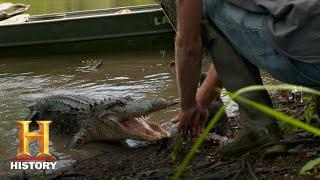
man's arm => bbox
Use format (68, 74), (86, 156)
(175, 0), (202, 110)
(197, 64), (223, 108)
(172, 0), (206, 137)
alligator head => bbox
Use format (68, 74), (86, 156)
(27, 95), (171, 149)
(67, 97), (171, 148)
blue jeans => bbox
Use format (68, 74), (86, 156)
(203, 0), (320, 87)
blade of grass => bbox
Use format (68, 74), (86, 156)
(299, 157), (320, 175)
(230, 93), (320, 136)
(173, 85), (320, 179)
(234, 85), (320, 97)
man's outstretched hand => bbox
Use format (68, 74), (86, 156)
(171, 103), (208, 139)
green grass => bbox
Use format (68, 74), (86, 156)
(172, 85), (320, 180)
(300, 157), (320, 175)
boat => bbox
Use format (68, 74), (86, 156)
(0, 4), (174, 49)
(0, 3), (29, 21)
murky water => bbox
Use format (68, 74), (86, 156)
(0, 43), (244, 176)
(0, 49), (182, 175)
(0, 0), (155, 15)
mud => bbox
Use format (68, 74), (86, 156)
(7, 87), (320, 180)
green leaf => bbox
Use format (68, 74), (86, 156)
(169, 137), (184, 162)
(300, 157), (320, 175)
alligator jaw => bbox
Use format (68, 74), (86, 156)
(115, 115), (171, 142)
(113, 97), (169, 119)
(107, 97), (171, 142)
(66, 115), (170, 149)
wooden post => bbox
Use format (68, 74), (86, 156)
(155, 0), (177, 30)
(155, 0), (216, 50)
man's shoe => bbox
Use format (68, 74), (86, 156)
(220, 124), (283, 158)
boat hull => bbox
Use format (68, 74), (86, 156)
(0, 4), (174, 49)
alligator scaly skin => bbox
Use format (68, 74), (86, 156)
(28, 94), (127, 135)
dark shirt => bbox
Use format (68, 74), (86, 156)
(227, 0), (320, 63)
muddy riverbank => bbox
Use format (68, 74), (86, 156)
(12, 91), (320, 179)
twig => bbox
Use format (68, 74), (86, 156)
(273, 167), (298, 173)
(246, 162), (258, 180)
(194, 159), (237, 170)
(291, 103), (309, 109)
(193, 169), (239, 180)
(255, 167), (299, 174)
(232, 156), (246, 180)
(283, 138), (319, 148)
(294, 105), (308, 117)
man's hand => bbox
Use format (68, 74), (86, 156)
(171, 103), (208, 138)
(174, 0), (203, 138)
(172, 64), (222, 139)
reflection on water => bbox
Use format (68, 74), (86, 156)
(0, 0), (155, 15)
(0, 49), (179, 175)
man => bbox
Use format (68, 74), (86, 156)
(171, 0), (320, 157)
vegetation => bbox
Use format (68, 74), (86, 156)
(300, 158), (320, 175)
(173, 85), (320, 179)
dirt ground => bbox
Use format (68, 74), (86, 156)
(43, 131), (319, 179)
(15, 92), (320, 179)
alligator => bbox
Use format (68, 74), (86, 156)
(27, 94), (171, 148)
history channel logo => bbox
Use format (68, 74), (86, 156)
(10, 121), (57, 170)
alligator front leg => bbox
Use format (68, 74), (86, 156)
(67, 127), (94, 149)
